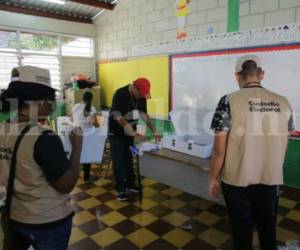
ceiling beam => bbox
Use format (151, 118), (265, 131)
(0, 3), (93, 24)
(69, 0), (116, 10)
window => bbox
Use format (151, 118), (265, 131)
(0, 53), (18, 89)
(0, 29), (95, 91)
(20, 32), (58, 55)
(62, 37), (94, 57)
(0, 30), (17, 52)
(0, 30), (18, 89)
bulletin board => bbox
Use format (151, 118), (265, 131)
(99, 56), (169, 118)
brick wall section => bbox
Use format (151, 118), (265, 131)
(95, 0), (300, 60)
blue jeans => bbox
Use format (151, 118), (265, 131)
(14, 218), (72, 250)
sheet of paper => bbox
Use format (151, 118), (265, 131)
(139, 142), (161, 152)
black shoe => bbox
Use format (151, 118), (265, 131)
(117, 192), (128, 201)
(126, 186), (141, 193)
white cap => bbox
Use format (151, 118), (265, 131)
(235, 55), (262, 73)
(11, 65), (56, 90)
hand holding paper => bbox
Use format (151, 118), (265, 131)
(69, 127), (83, 149)
(130, 142), (161, 156)
(153, 131), (162, 143)
(134, 134), (146, 144)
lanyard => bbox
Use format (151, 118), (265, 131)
(130, 95), (137, 109)
(128, 85), (138, 109)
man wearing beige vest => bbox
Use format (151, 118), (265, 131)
(209, 55), (294, 250)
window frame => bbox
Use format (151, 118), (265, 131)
(0, 27), (96, 93)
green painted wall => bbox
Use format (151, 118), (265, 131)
(284, 139), (300, 188)
(227, 0), (240, 32)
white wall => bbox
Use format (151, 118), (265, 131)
(0, 10), (96, 37)
(61, 57), (95, 83)
(95, 0), (300, 60)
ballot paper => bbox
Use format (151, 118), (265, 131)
(140, 142), (161, 152)
(130, 142), (161, 156)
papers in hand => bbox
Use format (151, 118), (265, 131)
(130, 142), (161, 156)
(140, 142), (161, 152)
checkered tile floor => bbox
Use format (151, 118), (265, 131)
(69, 174), (300, 250)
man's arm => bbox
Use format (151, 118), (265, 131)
(138, 99), (154, 132)
(140, 112), (161, 142)
(208, 95), (231, 199)
(34, 128), (83, 194)
(209, 131), (228, 199)
(115, 116), (145, 143)
(210, 132), (228, 180)
(140, 112), (156, 133)
(116, 116), (137, 136)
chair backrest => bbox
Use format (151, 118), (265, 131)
(100, 111), (109, 134)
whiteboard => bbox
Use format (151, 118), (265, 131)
(171, 44), (300, 130)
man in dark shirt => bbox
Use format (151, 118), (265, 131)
(109, 78), (161, 201)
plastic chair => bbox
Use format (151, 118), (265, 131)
(96, 138), (112, 179)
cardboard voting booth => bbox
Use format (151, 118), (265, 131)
(57, 117), (107, 164)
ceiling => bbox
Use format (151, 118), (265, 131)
(0, 0), (117, 23)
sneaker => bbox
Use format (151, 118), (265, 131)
(117, 192), (128, 201)
(126, 186), (141, 193)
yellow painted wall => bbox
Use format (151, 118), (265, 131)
(99, 56), (169, 117)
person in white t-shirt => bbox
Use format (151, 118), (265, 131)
(72, 91), (99, 182)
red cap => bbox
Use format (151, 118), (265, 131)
(134, 77), (151, 99)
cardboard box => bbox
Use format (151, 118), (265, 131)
(65, 86), (101, 116)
